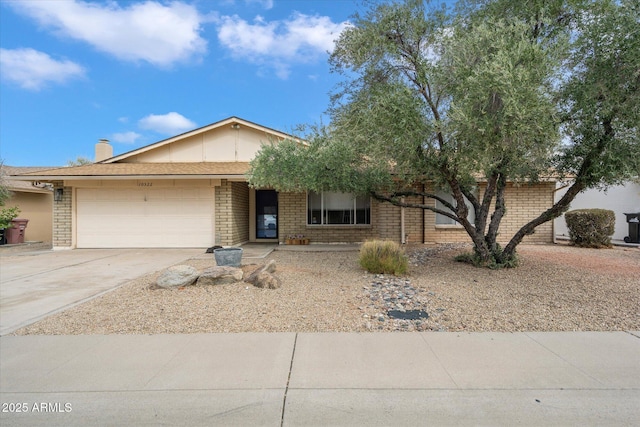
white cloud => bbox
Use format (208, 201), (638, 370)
(0, 47), (85, 90)
(9, 0), (207, 67)
(216, 12), (349, 78)
(220, 0), (273, 9)
(111, 131), (141, 144)
(138, 112), (196, 135)
(246, 0), (274, 9)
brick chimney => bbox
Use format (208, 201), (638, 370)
(95, 139), (113, 162)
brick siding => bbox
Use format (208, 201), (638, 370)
(52, 181), (72, 248)
(55, 178), (553, 248)
(278, 182), (554, 245)
(231, 182), (249, 244)
(215, 180), (250, 246)
(423, 182), (554, 244)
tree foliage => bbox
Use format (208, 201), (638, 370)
(249, 0), (640, 267)
(66, 156), (93, 166)
(0, 160), (13, 206)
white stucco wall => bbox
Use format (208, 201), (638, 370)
(555, 182), (640, 241)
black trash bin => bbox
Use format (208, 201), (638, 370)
(623, 213), (640, 244)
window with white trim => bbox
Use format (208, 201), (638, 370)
(435, 190), (475, 225)
(307, 191), (371, 225)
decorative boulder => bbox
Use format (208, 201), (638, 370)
(244, 260), (277, 283)
(157, 265), (199, 288)
(245, 261), (280, 289)
(197, 266), (243, 286)
(252, 271), (281, 289)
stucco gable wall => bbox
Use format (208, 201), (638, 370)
(122, 127), (276, 163)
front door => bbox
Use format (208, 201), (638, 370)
(256, 190), (278, 239)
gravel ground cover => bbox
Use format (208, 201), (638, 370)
(13, 243), (640, 335)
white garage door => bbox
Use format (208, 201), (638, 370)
(77, 187), (215, 248)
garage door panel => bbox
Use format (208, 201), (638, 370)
(77, 188), (215, 248)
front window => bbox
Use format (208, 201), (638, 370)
(307, 191), (370, 225)
(435, 190), (475, 225)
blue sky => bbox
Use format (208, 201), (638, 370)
(0, 0), (374, 166)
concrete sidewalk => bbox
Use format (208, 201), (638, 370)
(1, 331), (639, 426)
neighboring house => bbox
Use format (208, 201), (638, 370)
(1, 166), (54, 243)
(555, 182), (640, 243)
(11, 117), (556, 249)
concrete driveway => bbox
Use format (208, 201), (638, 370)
(0, 249), (203, 335)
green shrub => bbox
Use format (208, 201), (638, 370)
(359, 240), (408, 275)
(0, 206), (20, 229)
(565, 208), (615, 248)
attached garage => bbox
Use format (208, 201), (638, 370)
(76, 187), (215, 248)
(10, 117), (297, 249)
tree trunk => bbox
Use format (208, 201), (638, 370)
(485, 173), (507, 252)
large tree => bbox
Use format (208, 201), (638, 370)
(249, 0), (639, 267)
(66, 156), (93, 166)
(0, 160), (12, 206)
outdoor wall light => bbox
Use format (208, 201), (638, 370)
(54, 188), (64, 202)
(231, 123), (240, 130)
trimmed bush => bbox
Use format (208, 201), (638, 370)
(0, 206), (20, 230)
(565, 208), (615, 248)
(359, 240), (408, 275)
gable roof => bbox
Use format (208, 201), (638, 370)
(8, 116), (299, 182)
(103, 116), (299, 164)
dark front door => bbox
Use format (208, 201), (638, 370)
(256, 190), (278, 239)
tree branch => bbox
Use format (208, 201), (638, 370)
(371, 191), (460, 223)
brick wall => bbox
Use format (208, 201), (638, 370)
(501, 182), (554, 244)
(376, 200), (401, 241)
(279, 192), (381, 243)
(423, 182), (555, 244)
(278, 183), (554, 245)
(231, 182), (249, 244)
(215, 180), (250, 246)
(52, 181), (72, 248)
(215, 181), (231, 245)
(377, 194), (424, 243)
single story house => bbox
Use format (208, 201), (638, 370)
(11, 117), (556, 249)
(1, 166), (54, 244)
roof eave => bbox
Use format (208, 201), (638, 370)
(6, 186), (53, 194)
(9, 174), (247, 181)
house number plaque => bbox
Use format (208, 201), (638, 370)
(137, 182), (153, 187)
